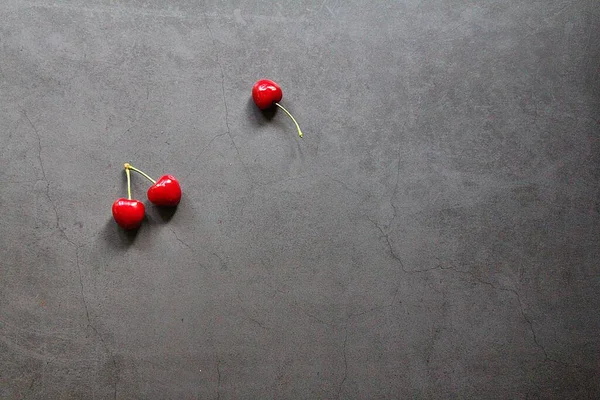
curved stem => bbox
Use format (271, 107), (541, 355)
(275, 103), (303, 138)
(124, 163), (156, 184)
(125, 167), (132, 200)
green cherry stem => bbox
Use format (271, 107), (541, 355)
(275, 102), (303, 138)
(125, 166), (132, 200)
(124, 163), (156, 184)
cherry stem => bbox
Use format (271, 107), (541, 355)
(125, 167), (132, 200)
(275, 103), (303, 138)
(124, 163), (156, 184)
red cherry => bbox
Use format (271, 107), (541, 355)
(251, 79), (303, 138)
(112, 198), (145, 230)
(147, 175), (182, 206)
(252, 79), (283, 110)
(124, 163), (182, 207)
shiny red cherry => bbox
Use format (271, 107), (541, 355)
(251, 79), (303, 138)
(147, 175), (182, 206)
(252, 79), (282, 110)
(112, 198), (145, 230)
(124, 163), (182, 207)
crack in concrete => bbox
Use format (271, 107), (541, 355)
(514, 290), (549, 360)
(325, 175), (364, 196)
(75, 246), (119, 399)
(437, 265), (579, 369)
(291, 300), (336, 327)
(168, 227), (193, 251)
(202, 132), (228, 154)
(204, 17), (254, 183)
(388, 151), (402, 228)
(90, 323), (119, 400)
(21, 108), (47, 182)
(108, 85), (150, 147)
(236, 294), (269, 330)
(367, 217), (439, 273)
(203, 15), (256, 217)
(367, 210), (578, 371)
(212, 252), (227, 270)
(76, 247), (91, 327)
(347, 286), (400, 318)
(19, 106), (78, 245)
(183, 132), (228, 177)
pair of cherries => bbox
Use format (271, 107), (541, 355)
(112, 163), (181, 230)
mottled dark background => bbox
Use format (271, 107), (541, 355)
(1, 0), (599, 398)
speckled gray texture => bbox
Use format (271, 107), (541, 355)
(1, 0), (599, 398)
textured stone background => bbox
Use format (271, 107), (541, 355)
(1, 0), (599, 398)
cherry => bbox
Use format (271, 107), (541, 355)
(148, 175), (181, 206)
(112, 199), (145, 230)
(252, 79), (303, 138)
(125, 163), (182, 206)
(112, 166), (145, 229)
(252, 79), (282, 109)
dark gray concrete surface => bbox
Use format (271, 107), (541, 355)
(1, 0), (599, 398)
